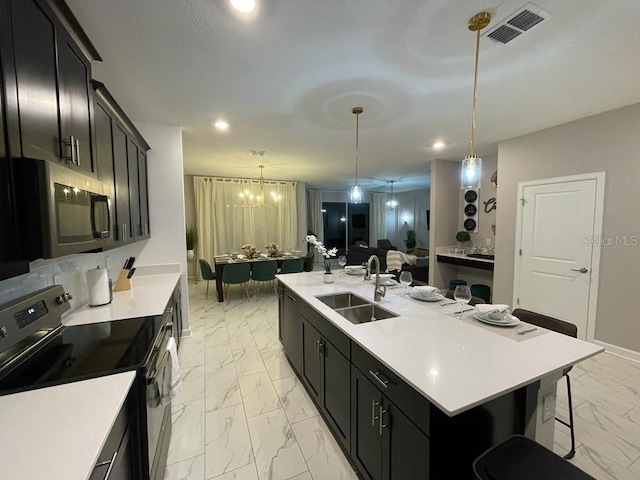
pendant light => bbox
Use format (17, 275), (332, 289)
(239, 164), (280, 208)
(385, 180), (398, 210)
(350, 106), (363, 203)
(461, 12), (491, 190)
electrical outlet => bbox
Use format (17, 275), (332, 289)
(486, 238), (491, 246)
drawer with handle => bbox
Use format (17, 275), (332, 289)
(352, 342), (430, 436)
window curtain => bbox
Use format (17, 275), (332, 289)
(193, 177), (298, 270)
(371, 192), (386, 247)
(308, 190), (324, 264)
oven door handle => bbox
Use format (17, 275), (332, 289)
(147, 347), (172, 383)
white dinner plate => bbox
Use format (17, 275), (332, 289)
(370, 278), (398, 286)
(345, 269), (365, 276)
(472, 312), (520, 327)
(409, 291), (444, 302)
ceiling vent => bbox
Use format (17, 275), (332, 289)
(482, 3), (550, 45)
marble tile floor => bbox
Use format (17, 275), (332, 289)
(166, 281), (640, 480)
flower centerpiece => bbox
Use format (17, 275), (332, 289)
(306, 234), (338, 283)
(265, 242), (279, 257)
(241, 243), (258, 259)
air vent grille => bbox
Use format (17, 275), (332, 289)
(482, 3), (550, 45)
(508, 10), (544, 31)
(488, 25), (522, 44)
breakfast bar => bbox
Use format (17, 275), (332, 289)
(276, 271), (603, 479)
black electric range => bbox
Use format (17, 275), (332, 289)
(0, 285), (162, 396)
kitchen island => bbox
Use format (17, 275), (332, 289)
(276, 271), (602, 479)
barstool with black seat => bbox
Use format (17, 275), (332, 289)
(473, 435), (595, 480)
(512, 308), (578, 459)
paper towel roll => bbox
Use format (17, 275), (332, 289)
(87, 266), (111, 307)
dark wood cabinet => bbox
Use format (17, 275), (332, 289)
(8, 0), (60, 162)
(351, 367), (430, 480)
(279, 285), (302, 373)
(301, 310), (351, 451)
(4, 0), (99, 171)
(56, 28), (95, 173)
(93, 81), (150, 247)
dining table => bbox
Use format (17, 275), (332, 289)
(213, 254), (302, 302)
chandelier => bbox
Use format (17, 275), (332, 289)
(461, 11), (491, 190)
(350, 106), (363, 203)
(239, 164), (280, 208)
(385, 180), (398, 210)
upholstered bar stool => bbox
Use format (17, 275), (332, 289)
(449, 279), (467, 290)
(471, 284), (491, 303)
(473, 435), (595, 480)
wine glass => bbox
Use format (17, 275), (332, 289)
(453, 285), (472, 317)
(399, 271), (413, 296)
(338, 255), (347, 278)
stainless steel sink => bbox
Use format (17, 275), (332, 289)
(335, 304), (398, 324)
(316, 293), (370, 309)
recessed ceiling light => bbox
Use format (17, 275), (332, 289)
(432, 141), (445, 149)
(214, 120), (230, 130)
(230, 0), (255, 13)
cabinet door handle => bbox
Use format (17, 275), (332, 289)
(318, 340), (324, 356)
(315, 339), (319, 359)
(379, 405), (387, 436)
(75, 138), (80, 167)
(286, 294), (297, 302)
(371, 400), (380, 426)
(369, 370), (390, 389)
(63, 135), (75, 164)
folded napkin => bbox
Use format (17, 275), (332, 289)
(476, 304), (510, 314)
(345, 265), (364, 270)
(413, 285), (439, 293)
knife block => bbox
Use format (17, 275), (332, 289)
(113, 268), (132, 291)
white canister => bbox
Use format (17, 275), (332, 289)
(86, 266), (112, 307)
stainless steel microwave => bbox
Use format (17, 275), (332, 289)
(12, 158), (113, 259)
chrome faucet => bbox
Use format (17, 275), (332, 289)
(367, 255), (386, 302)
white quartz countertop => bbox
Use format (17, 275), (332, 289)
(0, 371), (136, 480)
(277, 272), (603, 416)
(63, 271), (181, 326)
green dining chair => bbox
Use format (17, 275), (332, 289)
(279, 258), (304, 274)
(250, 260), (277, 299)
(221, 262), (251, 301)
(198, 259), (216, 300)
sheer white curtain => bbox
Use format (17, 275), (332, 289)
(194, 177), (298, 264)
(308, 190), (324, 264)
(371, 192), (386, 247)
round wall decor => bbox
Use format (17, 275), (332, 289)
(464, 204), (477, 216)
(464, 218), (477, 231)
(464, 190), (478, 202)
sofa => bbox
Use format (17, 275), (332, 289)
(346, 244), (429, 283)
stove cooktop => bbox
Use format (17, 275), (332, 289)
(0, 285), (163, 396)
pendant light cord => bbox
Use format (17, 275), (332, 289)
(470, 25), (481, 157)
(355, 111), (359, 184)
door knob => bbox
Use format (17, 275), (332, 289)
(571, 267), (588, 274)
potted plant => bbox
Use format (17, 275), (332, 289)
(306, 234), (338, 283)
(455, 230), (471, 252)
(404, 229), (417, 254)
(186, 225), (198, 259)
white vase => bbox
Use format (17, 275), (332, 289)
(187, 249), (195, 259)
(323, 273), (334, 284)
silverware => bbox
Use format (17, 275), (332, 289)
(517, 327), (538, 335)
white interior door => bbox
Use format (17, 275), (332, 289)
(515, 177), (601, 340)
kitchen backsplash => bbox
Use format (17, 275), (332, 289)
(0, 243), (146, 312)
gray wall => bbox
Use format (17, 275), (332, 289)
(429, 159), (461, 287)
(494, 102), (640, 353)
(385, 188), (430, 251)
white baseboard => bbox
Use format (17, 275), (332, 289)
(594, 340), (640, 364)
